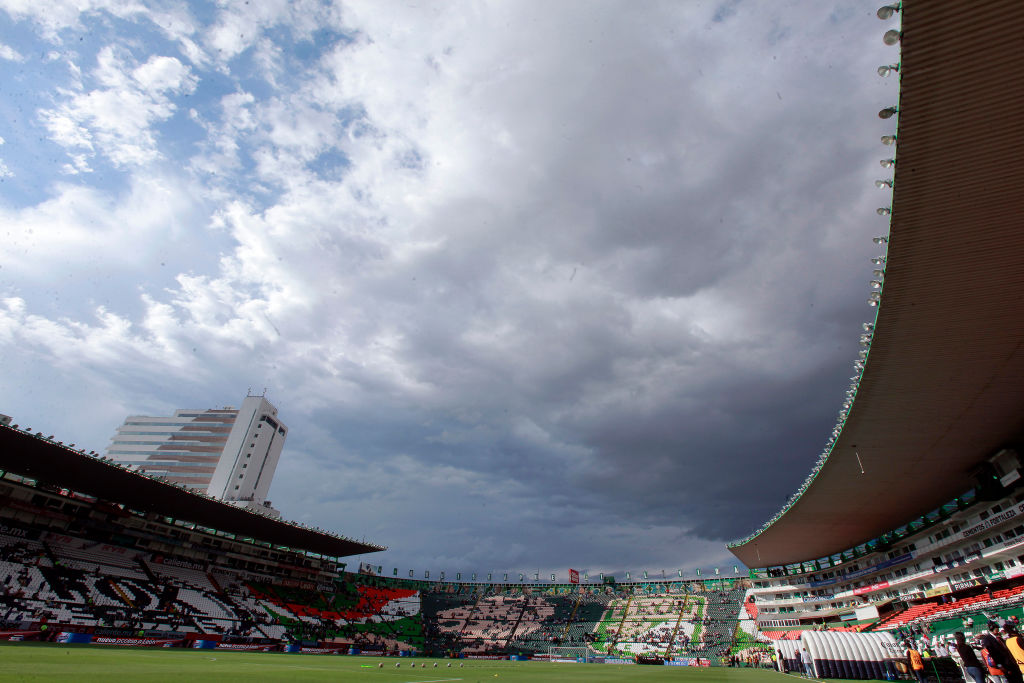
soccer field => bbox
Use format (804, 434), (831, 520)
(0, 643), (851, 682)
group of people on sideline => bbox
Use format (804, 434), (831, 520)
(905, 620), (1024, 683)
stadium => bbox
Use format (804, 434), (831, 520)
(2, 0), (1024, 681)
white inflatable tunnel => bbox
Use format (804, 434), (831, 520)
(799, 630), (900, 680)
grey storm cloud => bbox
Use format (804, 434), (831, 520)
(0, 0), (899, 576)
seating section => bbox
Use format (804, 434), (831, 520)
(247, 580), (425, 650)
(873, 584), (1024, 635)
(0, 523), (747, 658)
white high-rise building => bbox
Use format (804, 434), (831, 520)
(105, 395), (286, 517)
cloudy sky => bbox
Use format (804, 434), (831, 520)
(0, 0), (898, 580)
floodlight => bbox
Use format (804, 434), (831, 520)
(871, 257), (886, 266)
(878, 106), (898, 119)
(872, 236), (888, 244)
(876, 207), (891, 216)
(881, 135), (897, 146)
(877, 4), (900, 20)
(870, 280), (883, 289)
(877, 64), (900, 77)
(872, 269), (885, 278)
(883, 30), (902, 46)
(880, 159), (895, 168)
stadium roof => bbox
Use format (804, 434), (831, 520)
(0, 424), (385, 558)
(730, 0), (1024, 568)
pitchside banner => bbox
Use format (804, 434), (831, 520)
(569, 568), (579, 584)
(59, 633), (184, 646)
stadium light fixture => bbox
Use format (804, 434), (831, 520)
(876, 207), (891, 216)
(869, 280), (883, 289)
(872, 269), (885, 278)
(877, 64), (900, 77)
(863, 322), (875, 331)
(870, 257), (886, 266)
(875, 179), (893, 189)
(881, 135), (897, 146)
(872, 236), (889, 244)
(878, 106), (898, 119)
(883, 30), (902, 46)
(879, 159), (896, 168)
(877, 4), (901, 20)
(867, 293), (881, 306)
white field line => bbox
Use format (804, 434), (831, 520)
(773, 670), (826, 682)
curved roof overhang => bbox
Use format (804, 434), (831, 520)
(730, 0), (1024, 568)
(0, 424), (385, 558)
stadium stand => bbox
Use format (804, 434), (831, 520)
(0, 424), (754, 658)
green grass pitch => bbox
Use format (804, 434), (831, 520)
(0, 643), (851, 681)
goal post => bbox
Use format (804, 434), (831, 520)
(547, 646), (596, 662)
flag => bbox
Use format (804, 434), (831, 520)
(425, 570), (430, 578)
(550, 573), (556, 581)
(733, 566), (739, 574)
(696, 568), (701, 576)
(393, 568), (397, 576)
(715, 567), (720, 575)
(457, 573), (461, 580)
(534, 573), (539, 581)
(440, 571), (445, 580)
(409, 570), (414, 578)
(569, 568), (579, 584)
(643, 571), (648, 579)
(678, 570), (683, 577)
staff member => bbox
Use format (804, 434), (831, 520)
(905, 640), (927, 683)
(954, 631), (986, 683)
(982, 620), (1023, 683)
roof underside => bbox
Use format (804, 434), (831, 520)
(730, 0), (1024, 568)
(0, 425), (384, 558)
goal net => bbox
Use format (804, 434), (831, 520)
(547, 646), (596, 662)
